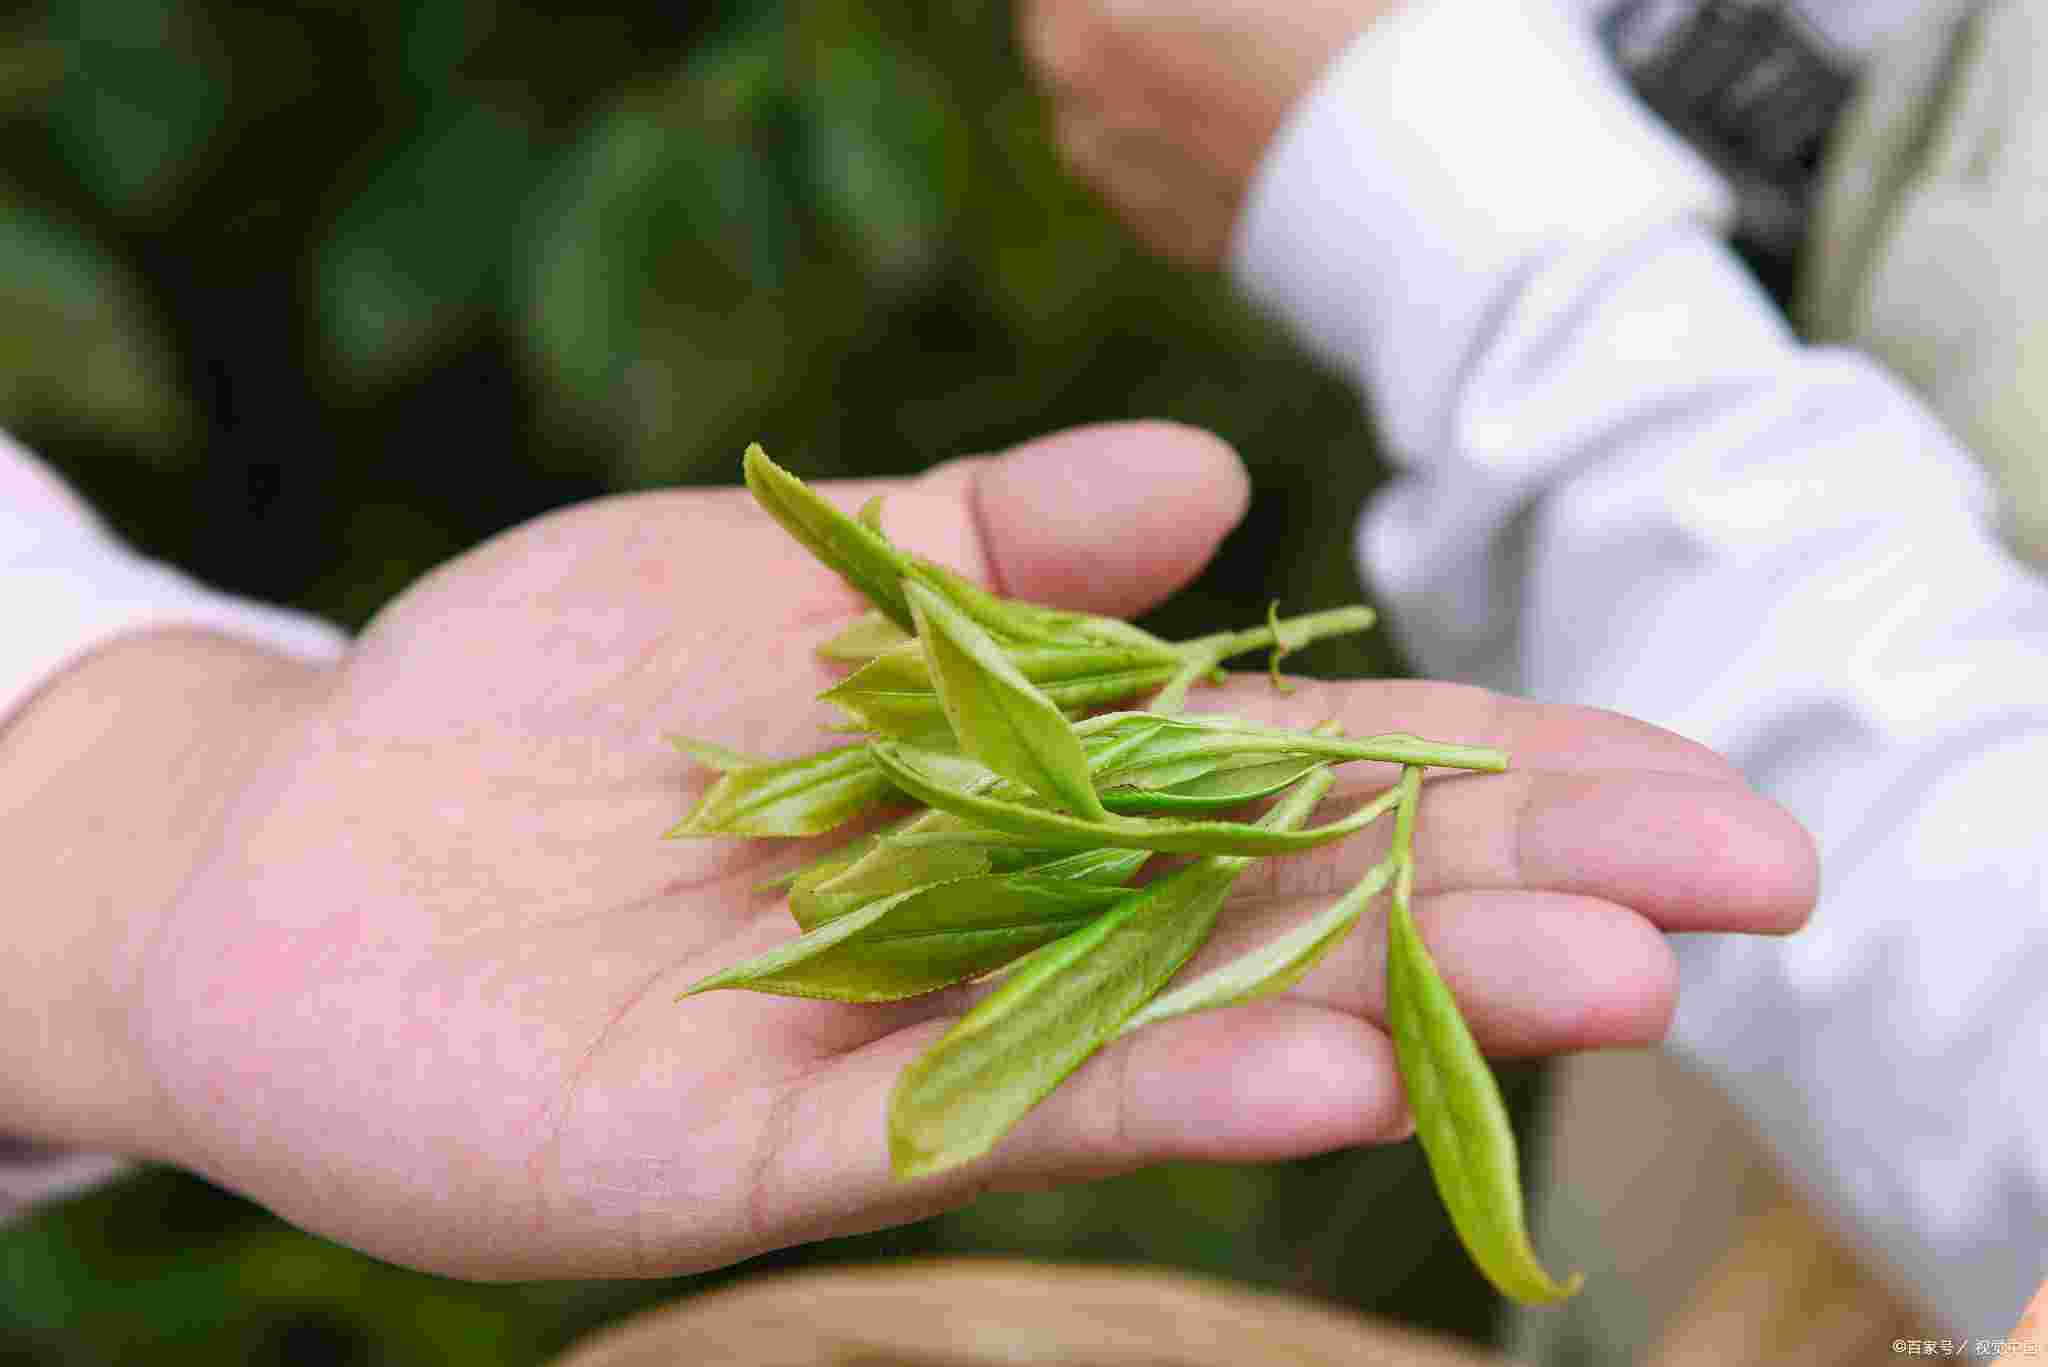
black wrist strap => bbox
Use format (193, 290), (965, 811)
(1597, 0), (1857, 286)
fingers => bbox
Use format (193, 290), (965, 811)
(874, 420), (1250, 619)
(1052, 112), (1244, 264)
(1190, 674), (1741, 782)
(720, 1001), (1412, 1259)
(1449, 767), (1815, 935)
(1226, 767), (1817, 937)
(1019, 0), (1103, 102)
(714, 891), (1673, 1259)
(714, 879), (1685, 1240)
(479, 420), (1245, 642)
(723, 884), (1671, 1249)
(1181, 676), (1819, 937)
(992, 1000), (1412, 1174)
(1019, 0), (1362, 267)
(1179, 889), (1681, 1057)
(638, 743), (1792, 1271)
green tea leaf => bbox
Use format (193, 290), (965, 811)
(901, 558), (1041, 644)
(668, 740), (892, 838)
(681, 867), (1137, 1003)
(1076, 713), (1175, 770)
(1209, 753), (1338, 856)
(981, 845), (1092, 876)
(1148, 652), (1216, 714)
(998, 709), (1505, 818)
(887, 769), (1327, 1177)
(669, 735), (765, 773)
(1100, 755), (1330, 813)
(910, 557), (1177, 655)
(793, 820), (1138, 930)
(816, 610), (914, 664)
(905, 577), (1106, 820)
(793, 814), (991, 929)
(870, 742), (1406, 857)
(1266, 600), (1306, 693)
(1103, 721), (1508, 782)
(1099, 717), (1348, 811)
(743, 445), (915, 629)
(820, 640), (1181, 739)
(887, 865), (1228, 1176)
(1156, 756), (1324, 796)
(1120, 772), (1399, 1034)
(1384, 770), (1582, 1306)
(1074, 709), (1251, 735)
(1014, 846), (1154, 885)
(751, 814), (918, 894)
(758, 851), (862, 897)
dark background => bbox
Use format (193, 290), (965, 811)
(0, 1), (1548, 1360)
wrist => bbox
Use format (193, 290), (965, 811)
(0, 629), (331, 1156)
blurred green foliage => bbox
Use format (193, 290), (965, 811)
(0, 0), (1550, 1361)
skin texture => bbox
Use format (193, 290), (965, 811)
(0, 422), (1815, 1279)
(1021, 0), (1394, 265)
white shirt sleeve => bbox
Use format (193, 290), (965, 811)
(1232, 0), (2047, 1335)
(1, 428), (349, 1221)
(1, 430), (347, 710)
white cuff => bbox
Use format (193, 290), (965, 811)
(0, 555), (348, 718)
(1, 431), (346, 724)
(0, 1140), (130, 1224)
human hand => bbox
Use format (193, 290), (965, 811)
(6, 423), (1813, 1279)
(1020, 0), (1399, 265)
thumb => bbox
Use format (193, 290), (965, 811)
(881, 420), (1250, 619)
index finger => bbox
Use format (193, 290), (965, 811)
(1209, 678), (1816, 936)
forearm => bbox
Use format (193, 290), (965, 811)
(0, 629), (328, 1156)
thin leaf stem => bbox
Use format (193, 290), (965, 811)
(1176, 605), (1377, 665)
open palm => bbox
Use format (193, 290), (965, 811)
(135, 424), (1813, 1279)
